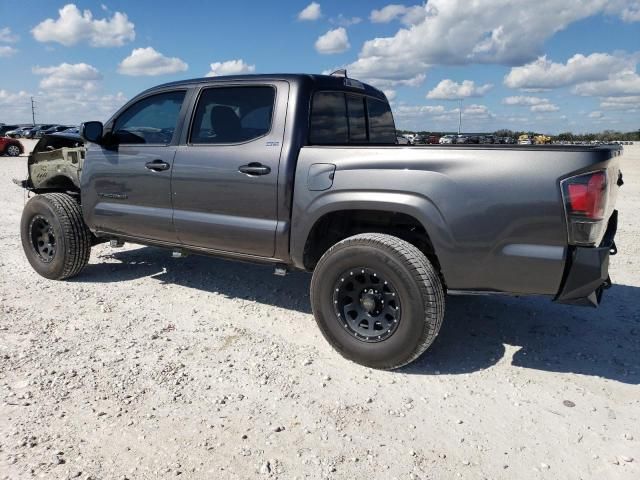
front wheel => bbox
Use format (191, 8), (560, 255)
(20, 193), (92, 280)
(310, 233), (445, 370)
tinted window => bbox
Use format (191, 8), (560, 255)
(191, 86), (275, 144)
(367, 98), (396, 143)
(347, 95), (367, 142)
(310, 91), (396, 145)
(309, 92), (348, 144)
(113, 91), (185, 144)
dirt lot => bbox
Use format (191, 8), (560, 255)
(1, 142), (638, 480)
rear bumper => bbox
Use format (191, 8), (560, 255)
(554, 210), (617, 307)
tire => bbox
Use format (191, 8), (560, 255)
(6, 144), (21, 156)
(310, 233), (445, 370)
(20, 193), (92, 280)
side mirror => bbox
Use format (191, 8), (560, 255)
(81, 121), (104, 144)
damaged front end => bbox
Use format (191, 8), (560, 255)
(13, 133), (85, 193)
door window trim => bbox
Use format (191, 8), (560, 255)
(110, 89), (189, 147)
(186, 84), (277, 147)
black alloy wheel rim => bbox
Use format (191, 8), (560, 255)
(332, 267), (402, 342)
(30, 215), (56, 263)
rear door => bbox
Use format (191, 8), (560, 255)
(82, 89), (188, 242)
(171, 82), (288, 257)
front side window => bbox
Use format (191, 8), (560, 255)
(113, 90), (186, 145)
(190, 86), (275, 144)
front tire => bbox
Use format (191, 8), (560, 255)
(21, 193), (92, 280)
(311, 233), (445, 370)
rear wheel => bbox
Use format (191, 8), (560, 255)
(311, 233), (445, 370)
(21, 193), (91, 280)
(6, 144), (21, 156)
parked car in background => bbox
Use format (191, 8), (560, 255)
(439, 134), (456, 144)
(0, 124), (20, 136)
(396, 135), (410, 145)
(58, 127), (80, 135)
(456, 135), (469, 144)
(412, 135), (426, 145)
(6, 126), (35, 138)
(42, 125), (72, 136)
(0, 136), (24, 156)
(426, 134), (441, 145)
(25, 125), (56, 139)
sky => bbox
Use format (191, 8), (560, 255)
(1, 0), (639, 134)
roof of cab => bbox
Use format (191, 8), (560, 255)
(143, 73), (388, 101)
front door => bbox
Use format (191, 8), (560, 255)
(82, 90), (187, 243)
(171, 83), (288, 257)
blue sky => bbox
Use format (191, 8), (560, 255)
(1, 1), (639, 133)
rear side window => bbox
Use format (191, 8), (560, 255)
(309, 91), (396, 145)
(367, 98), (396, 143)
(309, 92), (348, 144)
(190, 86), (275, 144)
(346, 94), (367, 142)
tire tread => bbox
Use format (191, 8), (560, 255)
(311, 233), (445, 370)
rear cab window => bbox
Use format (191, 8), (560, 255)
(309, 91), (396, 145)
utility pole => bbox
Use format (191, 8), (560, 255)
(30, 97), (36, 125)
(457, 99), (462, 135)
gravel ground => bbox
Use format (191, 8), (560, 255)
(1, 142), (638, 480)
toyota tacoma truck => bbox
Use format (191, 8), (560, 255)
(17, 72), (622, 369)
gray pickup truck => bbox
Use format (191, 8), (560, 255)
(18, 72), (622, 369)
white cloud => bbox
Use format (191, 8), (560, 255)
(463, 104), (494, 118)
(32, 4), (135, 47)
(0, 46), (17, 57)
(395, 105), (447, 117)
(330, 14), (362, 27)
(426, 79), (493, 100)
(571, 71), (640, 97)
(206, 59), (256, 77)
(502, 95), (559, 112)
(370, 4), (427, 26)
(621, 4), (640, 21)
(1, 87), (126, 124)
(315, 27), (350, 54)
(0, 89), (31, 105)
(298, 2), (322, 21)
(502, 96), (550, 106)
(33, 62), (103, 92)
(531, 103), (560, 112)
(588, 111), (604, 118)
(0, 27), (19, 43)
(504, 53), (632, 89)
(344, 0), (640, 88)
(118, 47), (188, 76)
(383, 89), (397, 101)
(600, 95), (640, 110)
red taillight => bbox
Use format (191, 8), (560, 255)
(565, 171), (607, 219)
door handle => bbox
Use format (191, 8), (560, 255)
(145, 159), (171, 172)
(238, 163), (271, 176)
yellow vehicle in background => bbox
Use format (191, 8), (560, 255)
(518, 134), (532, 145)
(534, 134), (552, 145)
